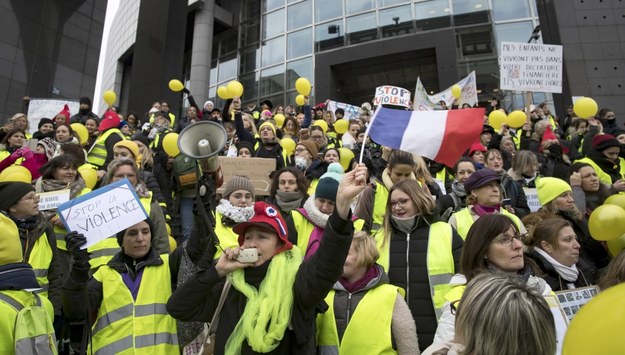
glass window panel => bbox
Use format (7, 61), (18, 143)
(457, 26), (493, 59)
(379, 5), (414, 38)
(263, 9), (285, 39)
(379, 0), (409, 7)
(452, 0), (490, 26)
(494, 21), (533, 53)
(244, 0), (261, 19)
(288, 1), (312, 30)
(260, 64), (285, 97)
(285, 90), (302, 108)
(315, 20), (344, 51)
(346, 12), (378, 45)
(242, 18), (261, 46)
(287, 28), (312, 59)
(208, 86), (216, 100)
(452, 0), (489, 14)
(262, 93), (286, 109)
(209, 60), (218, 86)
(261, 36), (285, 67)
(240, 72), (260, 100)
(240, 46), (260, 74)
(217, 55), (237, 82)
(414, 0), (451, 31)
(492, 0), (531, 21)
(286, 56), (313, 88)
(265, 0), (284, 12)
(220, 29), (239, 56)
(346, 0), (375, 15)
(315, 0), (342, 22)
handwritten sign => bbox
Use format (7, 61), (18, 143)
(499, 41), (563, 93)
(523, 187), (540, 212)
(413, 71), (479, 111)
(57, 179), (148, 249)
(26, 98), (80, 134)
(373, 86), (411, 109)
(216, 157), (276, 196)
(325, 100), (361, 120)
(38, 190), (71, 211)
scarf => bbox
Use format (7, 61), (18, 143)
(9, 215), (39, 231)
(391, 214), (417, 234)
(216, 199), (254, 223)
(302, 196), (329, 228)
(275, 190), (303, 213)
(535, 247), (579, 282)
(471, 203), (501, 217)
(451, 180), (467, 198)
(133, 181), (151, 198)
(339, 264), (379, 294)
(226, 246), (303, 353)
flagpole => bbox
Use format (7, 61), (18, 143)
(359, 105), (381, 164)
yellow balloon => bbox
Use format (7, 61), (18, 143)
(312, 120), (328, 134)
(573, 97), (598, 119)
(0, 165), (32, 183)
(506, 110), (527, 129)
(604, 194), (625, 211)
(166, 223), (172, 236)
(295, 77), (311, 96)
(163, 133), (180, 157)
(274, 113), (285, 128)
(334, 119), (349, 134)
(563, 283), (625, 354)
(488, 110), (506, 130)
(70, 123), (88, 145)
(103, 90), (117, 106)
(295, 94), (306, 106)
(451, 84), (462, 99)
(607, 234), (625, 257)
(280, 137), (296, 155)
(588, 204), (625, 241)
(227, 81), (244, 97)
(169, 236), (177, 253)
(77, 165), (97, 189)
(338, 147), (355, 171)
(217, 86), (230, 100)
(168, 79), (184, 92)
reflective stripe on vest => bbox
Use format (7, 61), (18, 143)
(90, 254), (178, 354)
(27, 233), (53, 298)
(88, 193), (152, 270)
(377, 222), (455, 319)
(371, 183), (389, 231)
(212, 212), (240, 259)
(453, 207), (521, 240)
(317, 285), (399, 355)
(87, 128), (124, 167)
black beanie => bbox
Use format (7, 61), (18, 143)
(38, 118), (54, 129)
(116, 218), (155, 247)
(131, 133), (150, 148)
(79, 97), (92, 106)
(0, 182), (35, 212)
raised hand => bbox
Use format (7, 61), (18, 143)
(335, 164), (368, 219)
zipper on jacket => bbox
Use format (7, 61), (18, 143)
(346, 293), (353, 324)
(405, 233), (410, 302)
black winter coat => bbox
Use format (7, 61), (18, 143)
(385, 216), (463, 351)
(166, 210), (354, 354)
(556, 211), (611, 270)
(526, 249), (597, 291)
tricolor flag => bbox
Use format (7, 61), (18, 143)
(366, 107), (485, 167)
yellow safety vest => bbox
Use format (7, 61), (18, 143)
(149, 112), (176, 128)
(307, 178), (319, 197)
(90, 254), (179, 354)
(27, 232), (53, 298)
(574, 157), (624, 186)
(89, 193), (152, 270)
(371, 183), (390, 231)
(0, 290), (55, 355)
(317, 285), (399, 355)
(212, 212), (240, 260)
(443, 284), (466, 304)
(376, 222), (455, 319)
(290, 209), (365, 252)
(87, 128), (124, 168)
(53, 188), (92, 251)
(0, 150), (24, 166)
(453, 207), (521, 240)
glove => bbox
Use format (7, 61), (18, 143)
(21, 147), (33, 160)
(65, 232), (90, 269)
(9, 148), (25, 161)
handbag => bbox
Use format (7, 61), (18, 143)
(199, 280), (232, 355)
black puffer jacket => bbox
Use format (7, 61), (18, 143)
(385, 215), (463, 350)
(526, 249), (597, 291)
(555, 210), (611, 270)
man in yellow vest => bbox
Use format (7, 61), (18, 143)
(87, 109), (125, 179)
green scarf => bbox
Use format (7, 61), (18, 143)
(225, 246), (303, 354)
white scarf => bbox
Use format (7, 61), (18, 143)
(535, 247), (579, 282)
(216, 199), (255, 223)
(303, 195), (329, 228)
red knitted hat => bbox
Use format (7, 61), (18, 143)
(233, 202), (292, 254)
(57, 104), (71, 125)
(592, 134), (620, 152)
(468, 142), (487, 156)
(99, 110), (121, 132)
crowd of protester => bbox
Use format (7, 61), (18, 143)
(0, 90), (624, 355)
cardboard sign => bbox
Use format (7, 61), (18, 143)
(325, 100), (361, 120)
(373, 86), (411, 108)
(555, 285), (599, 322)
(57, 179), (149, 249)
(413, 71), (479, 111)
(38, 190), (71, 211)
(499, 41), (563, 93)
(523, 187), (540, 212)
(216, 157), (276, 196)
(26, 98), (80, 134)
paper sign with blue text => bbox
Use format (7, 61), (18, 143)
(57, 179), (148, 249)
(38, 189), (71, 211)
(373, 86), (411, 109)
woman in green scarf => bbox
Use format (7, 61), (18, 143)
(167, 164), (368, 354)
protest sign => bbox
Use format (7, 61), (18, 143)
(26, 98), (80, 134)
(38, 190), (71, 211)
(413, 72), (478, 111)
(555, 286), (599, 322)
(57, 179), (148, 249)
(216, 157), (276, 196)
(373, 86), (411, 109)
(325, 100), (361, 120)
(499, 41), (563, 93)
(523, 187), (540, 212)
(544, 295), (569, 355)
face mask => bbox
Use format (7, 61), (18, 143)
(546, 144), (562, 157)
(295, 156), (308, 171)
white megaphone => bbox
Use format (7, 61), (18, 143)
(177, 121), (227, 172)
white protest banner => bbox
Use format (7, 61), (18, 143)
(216, 157), (276, 196)
(325, 100), (361, 120)
(413, 71), (479, 111)
(38, 190), (71, 211)
(57, 179), (148, 249)
(373, 86), (411, 109)
(27, 98), (80, 134)
(499, 41), (563, 93)
(523, 187), (540, 212)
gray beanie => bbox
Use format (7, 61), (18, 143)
(223, 175), (255, 199)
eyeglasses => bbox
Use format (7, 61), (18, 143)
(390, 198), (410, 209)
(232, 193), (253, 201)
(295, 148), (307, 154)
(494, 233), (524, 247)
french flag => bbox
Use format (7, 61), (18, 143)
(366, 107), (485, 167)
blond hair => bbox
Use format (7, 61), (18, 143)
(351, 232), (379, 268)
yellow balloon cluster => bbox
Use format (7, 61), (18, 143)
(217, 80), (244, 99)
(0, 165), (32, 183)
(295, 95), (306, 106)
(168, 79), (184, 92)
(573, 97), (598, 119)
(163, 133), (180, 157)
(488, 110), (506, 130)
(77, 164), (97, 189)
(103, 90), (117, 106)
(506, 110), (527, 128)
(295, 78), (311, 96)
